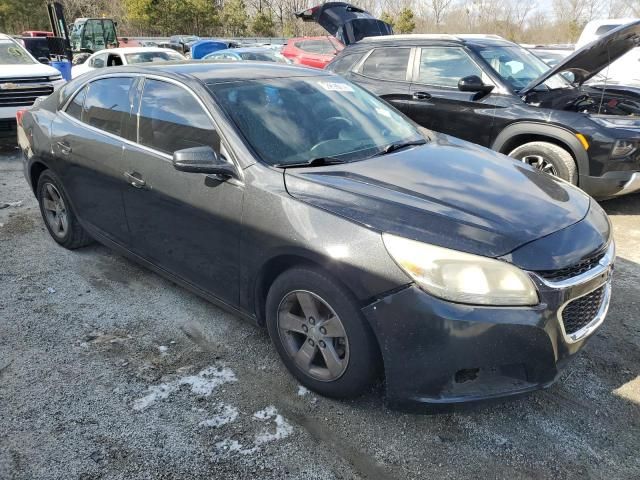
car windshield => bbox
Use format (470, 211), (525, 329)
(125, 51), (184, 63)
(208, 76), (424, 166)
(238, 51), (288, 62)
(0, 40), (35, 65)
(471, 45), (571, 92)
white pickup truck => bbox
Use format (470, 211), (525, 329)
(1, 33), (65, 142)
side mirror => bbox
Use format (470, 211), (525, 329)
(458, 75), (494, 94)
(172, 146), (237, 179)
(38, 57), (50, 64)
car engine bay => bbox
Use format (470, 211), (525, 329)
(525, 87), (640, 115)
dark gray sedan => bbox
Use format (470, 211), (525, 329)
(17, 63), (614, 410)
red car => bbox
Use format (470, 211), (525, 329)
(21, 31), (53, 37)
(281, 36), (344, 69)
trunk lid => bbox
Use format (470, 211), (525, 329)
(295, 2), (393, 46)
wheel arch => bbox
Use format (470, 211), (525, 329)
(29, 160), (49, 193)
(253, 251), (359, 327)
(491, 122), (589, 177)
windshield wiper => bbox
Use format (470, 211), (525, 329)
(273, 157), (346, 168)
(377, 139), (427, 156)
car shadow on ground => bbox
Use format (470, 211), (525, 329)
(600, 192), (640, 215)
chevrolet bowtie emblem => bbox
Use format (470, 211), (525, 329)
(0, 83), (20, 90)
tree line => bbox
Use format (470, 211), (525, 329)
(2, 0), (640, 43)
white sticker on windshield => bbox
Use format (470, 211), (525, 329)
(319, 81), (354, 92)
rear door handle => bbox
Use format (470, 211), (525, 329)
(412, 91), (432, 100)
(124, 171), (147, 189)
(56, 141), (72, 155)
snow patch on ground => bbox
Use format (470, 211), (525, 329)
(213, 405), (294, 458)
(199, 403), (239, 428)
(214, 439), (257, 456)
(133, 366), (237, 411)
(254, 406), (294, 445)
(297, 385), (309, 396)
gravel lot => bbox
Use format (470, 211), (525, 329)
(1, 145), (639, 480)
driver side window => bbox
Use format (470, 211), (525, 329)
(417, 47), (486, 88)
(90, 53), (107, 68)
(137, 79), (220, 155)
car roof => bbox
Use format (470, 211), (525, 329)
(355, 33), (513, 47)
(91, 47), (178, 55)
(0, 33), (15, 41)
(83, 61), (331, 83)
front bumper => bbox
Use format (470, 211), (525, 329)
(363, 245), (614, 411)
(580, 171), (640, 198)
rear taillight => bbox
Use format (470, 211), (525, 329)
(16, 109), (26, 127)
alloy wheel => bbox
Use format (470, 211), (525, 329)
(277, 290), (350, 382)
(520, 154), (558, 176)
(41, 183), (68, 239)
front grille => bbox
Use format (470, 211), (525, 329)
(536, 250), (606, 282)
(562, 286), (605, 335)
(0, 78), (53, 107)
(0, 119), (16, 132)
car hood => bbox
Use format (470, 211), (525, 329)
(521, 20), (640, 95)
(0, 63), (60, 79)
(295, 2), (393, 46)
(284, 135), (590, 259)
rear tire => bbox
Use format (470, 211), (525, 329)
(508, 141), (577, 184)
(36, 170), (92, 249)
(266, 267), (380, 399)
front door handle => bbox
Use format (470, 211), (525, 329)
(56, 141), (72, 155)
(412, 91), (432, 100)
(124, 171), (147, 189)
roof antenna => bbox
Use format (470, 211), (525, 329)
(597, 46), (611, 114)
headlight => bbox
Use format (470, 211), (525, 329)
(610, 139), (637, 158)
(591, 116), (640, 129)
(383, 234), (539, 306)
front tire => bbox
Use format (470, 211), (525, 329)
(266, 267), (380, 398)
(508, 141), (577, 184)
(36, 170), (92, 249)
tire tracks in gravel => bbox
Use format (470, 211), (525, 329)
(180, 320), (401, 480)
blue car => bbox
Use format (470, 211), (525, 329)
(203, 47), (291, 64)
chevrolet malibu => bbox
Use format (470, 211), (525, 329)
(17, 63), (615, 410)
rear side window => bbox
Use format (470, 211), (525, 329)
(82, 77), (134, 136)
(65, 86), (87, 120)
(327, 52), (362, 74)
(138, 79), (218, 155)
(417, 47), (483, 87)
(361, 48), (411, 81)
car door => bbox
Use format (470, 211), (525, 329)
(121, 77), (243, 305)
(50, 76), (134, 244)
(348, 47), (413, 116)
(408, 46), (498, 146)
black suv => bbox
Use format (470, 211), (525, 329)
(304, 6), (640, 198)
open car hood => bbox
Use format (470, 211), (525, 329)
(521, 19), (640, 95)
(295, 2), (393, 46)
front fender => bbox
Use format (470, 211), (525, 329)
(491, 122), (589, 176)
